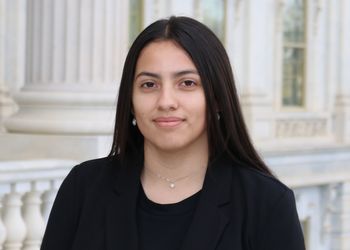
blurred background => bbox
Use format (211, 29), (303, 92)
(0, 0), (350, 249)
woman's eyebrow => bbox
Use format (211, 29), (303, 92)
(135, 71), (160, 79)
(135, 70), (199, 80)
(173, 70), (198, 78)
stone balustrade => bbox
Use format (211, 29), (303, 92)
(0, 160), (76, 250)
(0, 152), (349, 250)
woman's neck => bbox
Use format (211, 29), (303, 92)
(141, 141), (209, 204)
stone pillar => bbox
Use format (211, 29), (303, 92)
(238, 0), (276, 141)
(1, 0), (129, 160)
(331, 182), (350, 250)
(0, 0), (24, 132)
(4, 0), (129, 135)
(306, 0), (327, 112)
(335, 0), (350, 143)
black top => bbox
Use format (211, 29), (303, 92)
(137, 185), (201, 250)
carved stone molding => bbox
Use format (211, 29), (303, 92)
(276, 118), (327, 137)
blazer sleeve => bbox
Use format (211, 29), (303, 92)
(260, 189), (305, 250)
(40, 165), (81, 250)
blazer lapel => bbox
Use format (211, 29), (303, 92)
(104, 154), (233, 250)
(181, 156), (232, 250)
(105, 155), (143, 250)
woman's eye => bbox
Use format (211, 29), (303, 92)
(181, 80), (196, 87)
(141, 82), (156, 88)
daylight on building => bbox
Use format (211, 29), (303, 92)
(0, 0), (350, 249)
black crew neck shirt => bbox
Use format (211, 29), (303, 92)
(137, 185), (201, 250)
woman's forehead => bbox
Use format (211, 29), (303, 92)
(135, 40), (197, 74)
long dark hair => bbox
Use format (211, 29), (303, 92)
(109, 16), (273, 176)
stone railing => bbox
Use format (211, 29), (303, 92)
(1, 148), (350, 250)
(0, 160), (76, 250)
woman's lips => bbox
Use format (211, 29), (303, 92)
(153, 117), (184, 128)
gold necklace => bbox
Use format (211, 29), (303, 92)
(145, 168), (195, 189)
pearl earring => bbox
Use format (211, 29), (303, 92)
(217, 112), (221, 120)
(132, 118), (137, 126)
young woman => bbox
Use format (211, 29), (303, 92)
(41, 16), (305, 250)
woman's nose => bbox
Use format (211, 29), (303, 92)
(157, 85), (178, 111)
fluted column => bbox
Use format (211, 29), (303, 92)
(4, 0), (129, 135)
(238, 0), (275, 141)
(335, 0), (350, 143)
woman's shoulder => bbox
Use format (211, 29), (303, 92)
(232, 164), (294, 206)
(74, 155), (126, 175)
(235, 164), (288, 190)
(73, 156), (119, 174)
(232, 165), (304, 249)
(64, 155), (142, 192)
(62, 156), (122, 190)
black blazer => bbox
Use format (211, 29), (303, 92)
(41, 155), (305, 250)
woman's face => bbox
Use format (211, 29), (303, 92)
(132, 40), (207, 153)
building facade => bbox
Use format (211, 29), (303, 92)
(0, 0), (350, 249)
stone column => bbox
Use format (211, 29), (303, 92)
(335, 0), (350, 143)
(237, 0), (276, 142)
(331, 182), (350, 250)
(0, 0), (24, 132)
(1, 0), (129, 160)
(306, 0), (327, 112)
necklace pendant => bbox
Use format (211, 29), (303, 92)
(169, 183), (175, 188)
